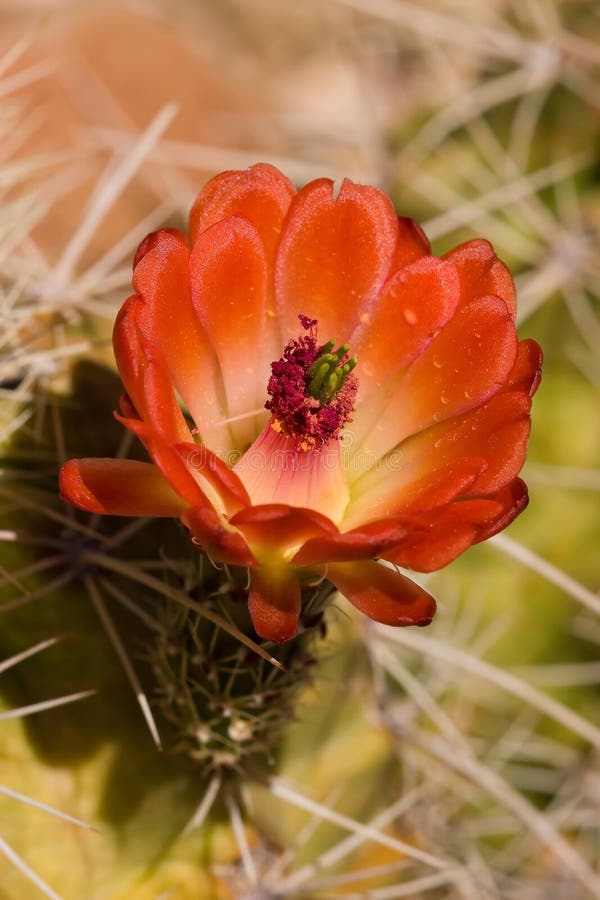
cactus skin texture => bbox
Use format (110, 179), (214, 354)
(0, 361), (332, 827)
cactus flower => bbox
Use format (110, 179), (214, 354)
(59, 164), (542, 642)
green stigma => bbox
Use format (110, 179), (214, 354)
(306, 340), (357, 405)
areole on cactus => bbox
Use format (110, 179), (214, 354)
(59, 163), (542, 643)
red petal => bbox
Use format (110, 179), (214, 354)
(189, 216), (274, 447)
(183, 505), (256, 567)
(350, 256), (459, 396)
(248, 565), (301, 642)
(189, 163), (296, 268)
(59, 459), (186, 517)
(444, 239), (516, 318)
(275, 177), (398, 343)
(131, 229), (226, 444)
(292, 517), (422, 566)
(474, 478), (529, 543)
(327, 561), (436, 626)
(231, 503), (336, 554)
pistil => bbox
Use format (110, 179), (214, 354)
(265, 315), (358, 451)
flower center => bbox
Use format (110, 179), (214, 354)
(265, 314), (358, 451)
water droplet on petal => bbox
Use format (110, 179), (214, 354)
(464, 389), (471, 399)
(433, 356), (443, 369)
(402, 308), (417, 325)
(440, 390), (449, 405)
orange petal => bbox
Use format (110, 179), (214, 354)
(189, 163), (296, 268)
(327, 561), (436, 626)
(444, 239), (516, 318)
(189, 216), (274, 447)
(357, 295), (518, 461)
(383, 482), (527, 572)
(275, 177), (398, 343)
(131, 229), (227, 445)
(113, 413), (210, 510)
(183, 505), (256, 567)
(113, 294), (146, 414)
(113, 296), (192, 446)
(231, 503), (336, 557)
(59, 458), (186, 517)
(292, 517), (422, 566)
(140, 348), (195, 445)
(389, 216), (431, 272)
(343, 456), (487, 527)
(248, 564), (301, 642)
(175, 442), (250, 514)
(350, 255), (459, 395)
(505, 338), (543, 395)
(349, 388), (531, 523)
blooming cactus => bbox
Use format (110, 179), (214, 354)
(60, 164), (542, 642)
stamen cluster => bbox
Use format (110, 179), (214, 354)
(265, 315), (358, 451)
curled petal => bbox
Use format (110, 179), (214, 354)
(231, 503), (336, 557)
(59, 459), (186, 517)
(444, 239), (516, 318)
(113, 414), (209, 509)
(275, 177), (398, 343)
(248, 564), (301, 642)
(184, 505), (257, 567)
(474, 478), (529, 543)
(176, 442), (251, 514)
(383, 480), (528, 572)
(292, 517), (424, 566)
(506, 338), (543, 395)
(382, 499), (502, 572)
(189, 162), (296, 267)
(327, 561), (437, 626)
